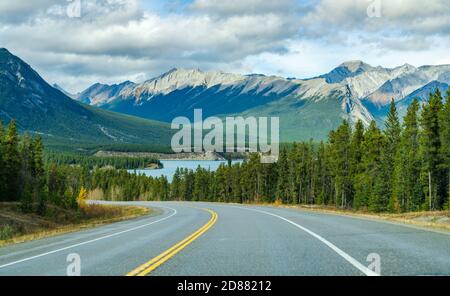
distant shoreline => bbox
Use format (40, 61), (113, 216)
(94, 150), (232, 161)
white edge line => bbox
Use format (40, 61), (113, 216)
(0, 206), (177, 270)
(235, 206), (379, 276)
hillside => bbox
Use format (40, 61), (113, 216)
(0, 48), (173, 150)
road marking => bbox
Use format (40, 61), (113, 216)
(127, 208), (218, 276)
(236, 206), (379, 276)
(0, 206), (177, 270)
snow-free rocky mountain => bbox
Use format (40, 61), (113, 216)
(76, 61), (450, 141)
(1, 46), (448, 144)
(0, 48), (173, 148)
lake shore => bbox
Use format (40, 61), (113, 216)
(95, 150), (228, 161)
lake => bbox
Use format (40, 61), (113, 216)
(130, 160), (243, 182)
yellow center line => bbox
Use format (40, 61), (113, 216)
(126, 208), (218, 276)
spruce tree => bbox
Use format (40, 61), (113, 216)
(4, 120), (21, 201)
(384, 99), (401, 212)
(0, 121), (5, 200)
(34, 137), (47, 215)
(419, 90), (444, 210)
(329, 121), (352, 208)
(350, 120), (365, 207)
(19, 134), (34, 212)
(440, 88), (450, 209)
(353, 121), (386, 211)
(276, 147), (290, 203)
(393, 99), (422, 211)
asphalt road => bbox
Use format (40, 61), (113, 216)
(0, 202), (449, 276)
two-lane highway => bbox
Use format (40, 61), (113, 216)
(0, 202), (449, 276)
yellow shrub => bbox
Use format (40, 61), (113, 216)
(77, 187), (88, 209)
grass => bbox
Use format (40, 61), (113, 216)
(0, 202), (150, 247)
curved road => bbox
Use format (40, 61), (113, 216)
(0, 202), (449, 276)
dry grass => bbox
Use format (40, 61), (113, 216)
(256, 203), (450, 232)
(0, 203), (149, 247)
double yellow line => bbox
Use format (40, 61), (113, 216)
(127, 208), (218, 276)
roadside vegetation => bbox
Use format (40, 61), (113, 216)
(0, 202), (149, 246)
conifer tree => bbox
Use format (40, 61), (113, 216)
(4, 120), (20, 201)
(384, 100), (401, 212)
(329, 121), (352, 208)
(0, 121), (5, 200)
(440, 88), (450, 208)
(354, 121), (385, 210)
(276, 147), (290, 203)
(393, 99), (422, 211)
(419, 90), (444, 210)
(34, 137), (47, 215)
(350, 120), (365, 207)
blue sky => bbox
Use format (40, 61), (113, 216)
(1, 0), (449, 92)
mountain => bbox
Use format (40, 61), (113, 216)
(394, 80), (449, 119)
(52, 83), (75, 99)
(0, 48), (173, 149)
(75, 61), (450, 141)
(318, 60), (374, 83)
(77, 81), (136, 105)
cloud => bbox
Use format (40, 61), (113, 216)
(190, 0), (298, 16)
(1, 0), (301, 92)
(0, 0), (59, 23)
(301, 0), (450, 37)
(0, 0), (449, 93)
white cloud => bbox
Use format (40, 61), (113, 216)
(0, 0), (449, 93)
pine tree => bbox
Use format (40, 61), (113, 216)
(34, 137), (47, 215)
(384, 100), (401, 212)
(3, 120), (21, 201)
(350, 120), (365, 207)
(329, 121), (352, 208)
(0, 121), (5, 200)
(354, 121), (386, 211)
(276, 147), (290, 203)
(19, 134), (34, 212)
(171, 168), (182, 200)
(393, 99), (422, 211)
(440, 88), (450, 209)
(419, 90), (444, 210)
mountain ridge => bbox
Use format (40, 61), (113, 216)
(72, 60), (450, 141)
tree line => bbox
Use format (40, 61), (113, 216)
(0, 88), (449, 214)
(44, 151), (161, 170)
(82, 88), (450, 213)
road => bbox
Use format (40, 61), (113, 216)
(0, 202), (449, 276)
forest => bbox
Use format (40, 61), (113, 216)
(44, 151), (161, 170)
(0, 88), (449, 214)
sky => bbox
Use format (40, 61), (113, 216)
(1, 0), (449, 93)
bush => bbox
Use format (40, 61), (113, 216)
(0, 224), (15, 240)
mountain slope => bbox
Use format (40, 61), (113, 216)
(75, 61), (450, 141)
(392, 80), (449, 120)
(0, 48), (173, 149)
